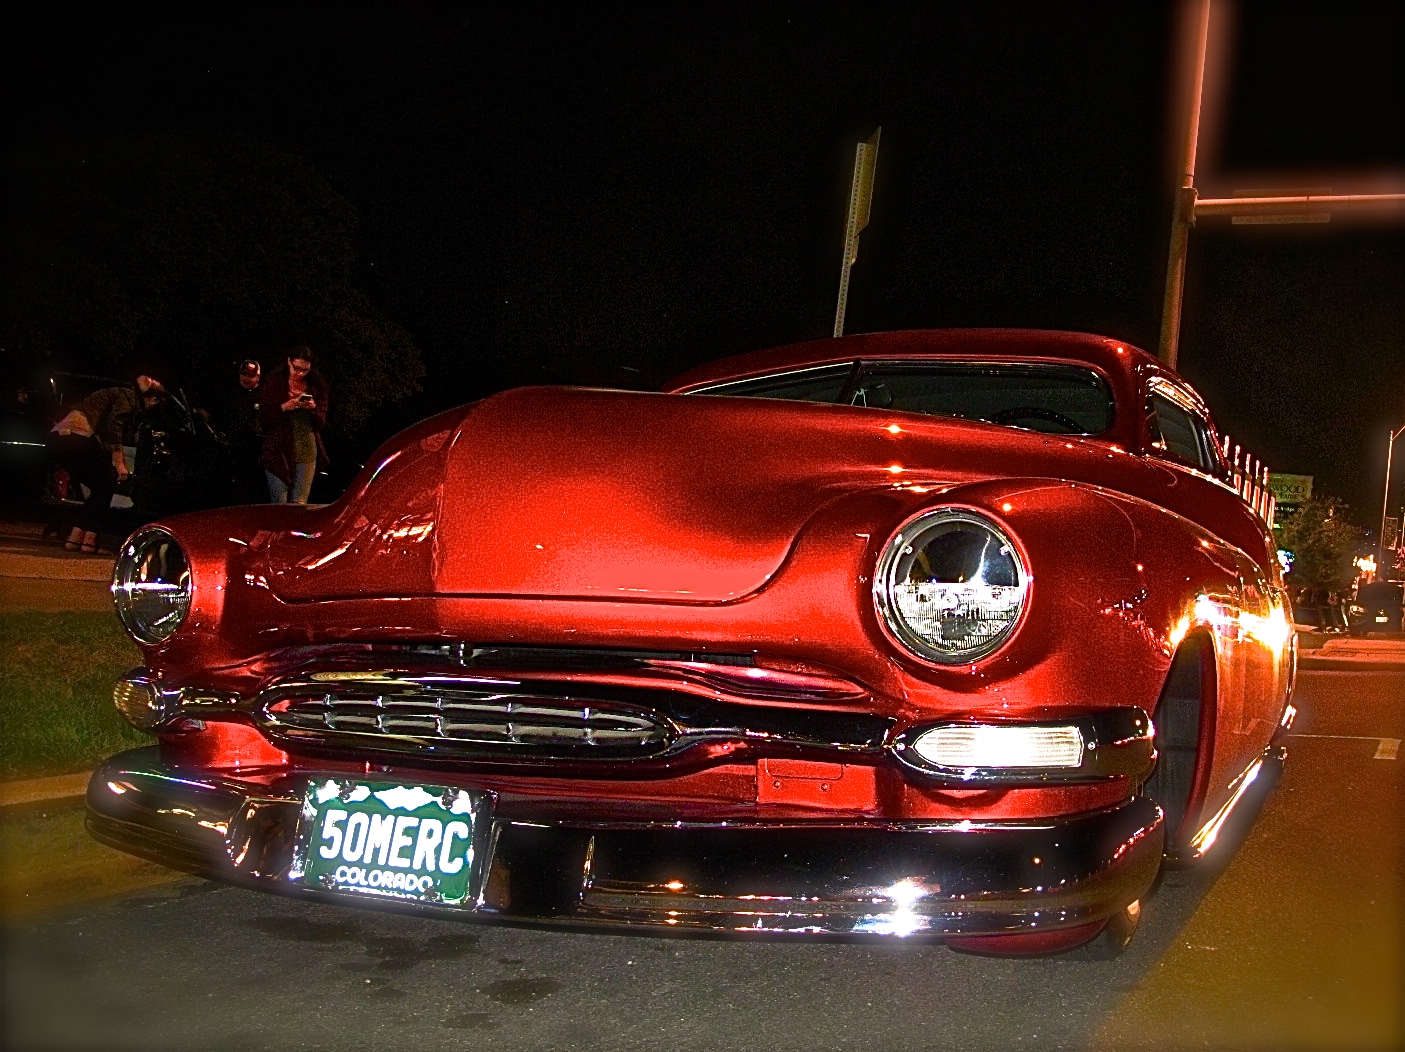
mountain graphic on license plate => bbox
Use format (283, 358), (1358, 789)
(291, 779), (490, 906)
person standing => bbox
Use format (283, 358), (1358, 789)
(258, 346), (328, 504)
(226, 359), (265, 503)
(47, 374), (166, 551)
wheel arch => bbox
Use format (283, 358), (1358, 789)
(1148, 628), (1219, 855)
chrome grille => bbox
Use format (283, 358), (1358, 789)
(259, 683), (673, 759)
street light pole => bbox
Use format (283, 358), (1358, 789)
(1157, 0), (1211, 370)
(1156, 0), (1405, 371)
(1381, 420), (1405, 572)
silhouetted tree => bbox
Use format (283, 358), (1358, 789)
(2, 132), (422, 429)
(1278, 497), (1365, 594)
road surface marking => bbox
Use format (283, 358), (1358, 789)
(1288, 733), (1400, 760)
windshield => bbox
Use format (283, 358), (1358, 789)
(691, 361), (1114, 436)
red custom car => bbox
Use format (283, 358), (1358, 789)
(90, 329), (1295, 956)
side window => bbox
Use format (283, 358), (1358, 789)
(1149, 393), (1217, 473)
(850, 363), (1115, 434)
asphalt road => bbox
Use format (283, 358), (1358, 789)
(3, 668), (1400, 1052)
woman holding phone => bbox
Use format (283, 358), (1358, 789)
(258, 346), (329, 503)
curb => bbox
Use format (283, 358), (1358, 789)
(0, 517), (116, 582)
(0, 771), (91, 808)
(1298, 655), (1405, 672)
(0, 551), (114, 583)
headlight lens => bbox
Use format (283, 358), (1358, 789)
(113, 668), (176, 729)
(874, 509), (1028, 664)
(112, 528), (192, 644)
(910, 724), (1083, 769)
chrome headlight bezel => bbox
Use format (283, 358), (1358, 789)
(873, 507), (1030, 665)
(111, 527), (193, 644)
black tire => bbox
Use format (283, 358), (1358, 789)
(1144, 637), (1207, 856)
(1064, 900), (1143, 960)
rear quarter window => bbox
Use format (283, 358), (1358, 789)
(1149, 392), (1219, 474)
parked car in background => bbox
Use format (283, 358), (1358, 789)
(1348, 581), (1405, 636)
(89, 329), (1294, 958)
(129, 385), (232, 517)
(0, 371), (123, 515)
(0, 391), (50, 508)
(2, 368), (233, 523)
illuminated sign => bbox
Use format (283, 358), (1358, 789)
(1268, 473), (1312, 506)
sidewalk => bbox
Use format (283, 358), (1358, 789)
(0, 516), (114, 609)
(0, 517), (115, 585)
(1298, 635), (1405, 672)
(0, 772), (92, 808)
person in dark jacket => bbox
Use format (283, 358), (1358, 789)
(47, 375), (165, 551)
(258, 347), (328, 504)
(225, 359), (265, 503)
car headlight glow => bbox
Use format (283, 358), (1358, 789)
(112, 668), (177, 729)
(910, 724), (1084, 769)
(112, 528), (192, 644)
(874, 508), (1029, 664)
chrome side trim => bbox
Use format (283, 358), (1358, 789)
(679, 360), (858, 397)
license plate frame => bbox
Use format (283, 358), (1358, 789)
(289, 778), (493, 908)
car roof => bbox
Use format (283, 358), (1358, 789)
(1358, 581), (1404, 598)
(663, 329), (1160, 393)
(662, 329), (1188, 453)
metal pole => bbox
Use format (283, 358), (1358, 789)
(833, 164), (859, 341)
(1195, 192), (1405, 218)
(1158, 0), (1212, 369)
(1381, 422), (1405, 570)
(834, 129), (881, 338)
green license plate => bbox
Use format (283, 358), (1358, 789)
(291, 778), (490, 906)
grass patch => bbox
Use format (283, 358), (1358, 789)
(0, 611), (151, 780)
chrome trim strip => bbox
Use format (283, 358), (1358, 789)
(260, 684), (674, 758)
(680, 360), (858, 397)
(144, 669), (894, 764)
(87, 748), (1165, 939)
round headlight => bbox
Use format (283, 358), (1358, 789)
(112, 528), (192, 644)
(874, 509), (1028, 664)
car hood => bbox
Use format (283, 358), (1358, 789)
(265, 386), (1130, 603)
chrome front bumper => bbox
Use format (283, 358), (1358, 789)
(88, 748), (1165, 939)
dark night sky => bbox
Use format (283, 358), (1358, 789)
(4, 2), (1402, 524)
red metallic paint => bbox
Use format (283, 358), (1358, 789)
(108, 330), (1292, 945)
(161, 718), (289, 770)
